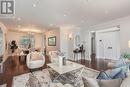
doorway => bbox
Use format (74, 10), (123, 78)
(90, 32), (96, 59)
(95, 27), (120, 60)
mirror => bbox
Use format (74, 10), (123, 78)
(0, 28), (3, 61)
(75, 35), (81, 47)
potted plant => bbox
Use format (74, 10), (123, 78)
(121, 53), (130, 60)
(10, 40), (18, 54)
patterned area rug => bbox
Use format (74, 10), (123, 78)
(12, 69), (54, 87)
(0, 84), (7, 87)
(12, 68), (99, 87)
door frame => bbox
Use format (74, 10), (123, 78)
(89, 26), (120, 60)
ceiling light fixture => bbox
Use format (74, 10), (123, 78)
(69, 33), (73, 40)
(63, 14), (67, 17)
(32, 0), (39, 7)
(17, 17), (21, 21)
(32, 4), (36, 7)
(105, 10), (109, 14)
(81, 20), (85, 23)
(20, 28), (42, 33)
(50, 24), (54, 27)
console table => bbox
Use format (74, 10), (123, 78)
(73, 49), (85, 61)
(19, 54), (27, 63)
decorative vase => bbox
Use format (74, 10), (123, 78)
(58, 56), (63, 67)
(63, 57), (66, 65)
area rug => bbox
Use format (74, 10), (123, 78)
(0, 84), (7, 87)
(12, 69), (53, 87)
(12, 68), (99, 87)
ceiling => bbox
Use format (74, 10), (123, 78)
(0, 0), (130, 32)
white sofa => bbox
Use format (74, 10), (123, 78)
(26, 52), (45, 69)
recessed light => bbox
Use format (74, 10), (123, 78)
(63, 14), (67, 17)
(17, 18), (21, 21)
(50, 24), (53, 26)
(32, 4), (36, 7)
(81, 20), (85, 23)
(105, 10), (109, 14)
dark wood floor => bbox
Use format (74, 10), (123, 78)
(0, 56), (110, 87)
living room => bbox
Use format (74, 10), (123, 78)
(0, 0), (130, 87)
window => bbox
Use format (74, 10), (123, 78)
(20, 35), (35, 49)
(0, 30), (3, 57)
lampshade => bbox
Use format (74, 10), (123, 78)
(128, 41), (130, 48)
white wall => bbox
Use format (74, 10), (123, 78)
(81, 15), (130, 60)
(60, 25), (83, 60)
(45, 28), (60, 54)
(0, 22), (8, 62)
(7, 31), (43, 50)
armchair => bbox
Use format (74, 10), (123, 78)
(26, 52), (45, 69)
(49, 51), (58, 63)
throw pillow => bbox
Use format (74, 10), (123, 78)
(120, 75), (130, 87)
(97, 71), (111, 80)
(114, 58), (126, 68)
(113, 66), (128, 79)
(108, 67), (122, 78)
(98, 79), (122, 87)
(31, 52), (42, 61)
(113, 69), (126, 79)
(82, 77), (100, 87)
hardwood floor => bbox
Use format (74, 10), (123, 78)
(0, 55), (50, 87)
(75, 59), (110, 71)
(0, 56), (110, 87)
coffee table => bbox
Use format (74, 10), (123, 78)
(47, 61), (85, 84)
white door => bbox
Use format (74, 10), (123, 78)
(96, 30), (120, 60)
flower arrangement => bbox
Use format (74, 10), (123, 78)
(10, 40), (18, 53)
(121, 53), (130, 59)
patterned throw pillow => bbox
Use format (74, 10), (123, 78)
(97, 71), (111, 80)
(114, 58), (127, 68)
(98, 66), (127, 80)
(113, 69), (126, 79)
(108, 67), (122, 79)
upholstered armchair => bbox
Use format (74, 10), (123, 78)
(26, 52), (45, 69)
(49, 51), (58, 63)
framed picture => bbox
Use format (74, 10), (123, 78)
(48, 36), (56, 46)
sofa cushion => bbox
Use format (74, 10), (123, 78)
(120, 75), (130, 87)
(98, 79), (122, 87)
(31, 52), (42, 61)
(82, 77), (99, 87)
